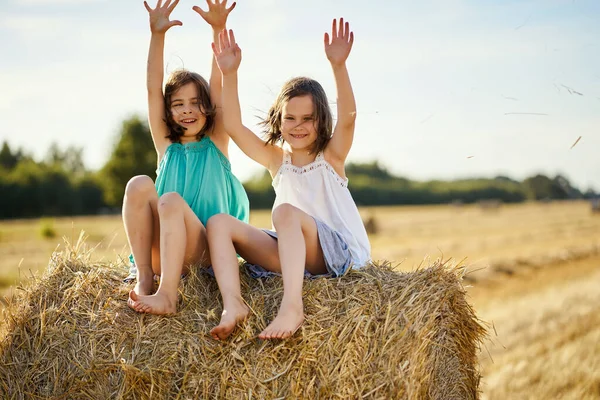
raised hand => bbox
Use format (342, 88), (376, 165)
(144, 0), (182, 34)
(193, 0), (236, 30)
(212, 29), (242, 75)
(324, 18), (354, 66)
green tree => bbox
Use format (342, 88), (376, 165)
(100, 115), (157, 206)
(523, 174), (568, 200)
(0, 141), (22, 170)
(45, 143), (86, 178)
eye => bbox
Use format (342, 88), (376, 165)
(284, 116), (294, 120)
(304, 117), (313, 121)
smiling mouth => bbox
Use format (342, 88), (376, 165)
(181, 118), (197, 124)
(290, 133), (308, 139)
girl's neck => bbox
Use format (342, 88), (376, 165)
(180, 135), (200, 145)
(288, 148), (318, 167)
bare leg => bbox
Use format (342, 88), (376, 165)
(206, 214), (281, 340)
(259, 204), (327, 340)
(123, 176), (160, 311)
(129, 192), (208, 315)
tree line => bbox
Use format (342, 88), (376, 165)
(0, 115), (597, 219)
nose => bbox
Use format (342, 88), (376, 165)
(293, 121), (306, 131)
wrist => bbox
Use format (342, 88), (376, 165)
(221, 70), (238, 78)
(330, 62), (347, 71)
(212, 25), (226, 33)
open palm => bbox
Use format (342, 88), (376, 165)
(324, 18), (354, 66)
(212, 29), (242, 75)
(193, 0), (236, 29)
(144, 0), (182, 34)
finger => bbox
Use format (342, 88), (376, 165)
(349, 31), (354, 48)
(144, 1), (152, 12)
(338, 17), (344, 37)
(222, 29), (231, 47)
(226, 1), (236, 13)
(323, 32), (330, 47)
(167, 0), (179, 13)
(163, 0), (171, 9)
(229, 29), (236, 46)
(169, 20), (183, 28)
(192, 5), (207, 17)
(344, 21), (350, 40)
(211, 42), (220, 56)
(156, 0), (163, 9)
(219, 29), (229, 48)
(331, 19), (337, 39)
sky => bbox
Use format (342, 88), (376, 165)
(1, 0), (599, 190)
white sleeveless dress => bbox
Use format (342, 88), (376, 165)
(271, 151), (371, 269)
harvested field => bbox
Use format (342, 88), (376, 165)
(1, 201), (598, 398)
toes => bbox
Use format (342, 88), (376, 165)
(210, 327), (222, 340)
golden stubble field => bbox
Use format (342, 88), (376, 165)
(1, 201), (599, 399)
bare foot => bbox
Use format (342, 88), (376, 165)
(210, 297), (249, 340)
(127, 277), (153, 310)
(128, 290), (177, 315)
(258, 301), (304, 340)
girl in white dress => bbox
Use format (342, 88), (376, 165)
(207, 19), (371, 340)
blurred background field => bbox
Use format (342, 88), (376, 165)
(1, 200), (598, 398)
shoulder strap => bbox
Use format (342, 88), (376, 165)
(282, 150), (292, 164)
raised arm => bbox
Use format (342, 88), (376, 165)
(192, 1), (236, 137)
(212, 29), (281, 172)
(324, 18), (356, 165)
(144, 0), (183, 159)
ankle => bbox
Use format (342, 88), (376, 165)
(136, 264), (154, 279)
(223, 295), (246, 308)
(154, 288), (178, 303)
(280, 297), (304, 313)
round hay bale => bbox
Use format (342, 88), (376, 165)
(0, 250), (486, 399)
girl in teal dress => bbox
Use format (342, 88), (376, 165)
(126, 0), (248, 315)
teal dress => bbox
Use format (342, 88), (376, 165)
(126, 136), (249, 275)
(155, 136), (249, 225)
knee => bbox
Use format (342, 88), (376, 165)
(124, 175), (155, 201)
(272, 203), (300, 228)
(157, 192), (184, 216)
(206, 213), (234, 238)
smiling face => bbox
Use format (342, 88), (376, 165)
(262, 77), (333, 155)
(169, 82), (207, 142)
(280, 95), (318, 151)
(163, 70), (215, 143)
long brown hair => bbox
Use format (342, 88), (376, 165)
(260, 77), (333, 154)
(163, 70), (216, 143)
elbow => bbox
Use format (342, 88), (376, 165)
(348, 110), (357, 124)
(339, 110), (357, 129)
